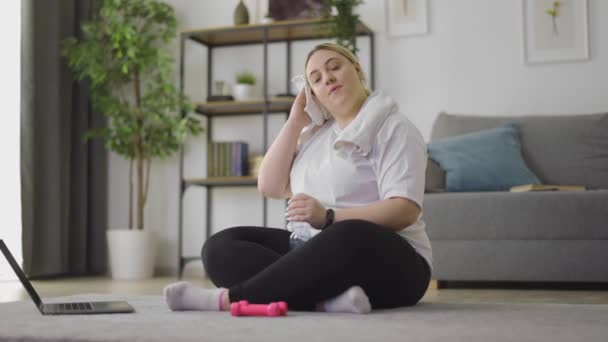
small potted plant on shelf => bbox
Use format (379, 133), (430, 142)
(233, 71), (257, 101)
(62, 0), (202, 279)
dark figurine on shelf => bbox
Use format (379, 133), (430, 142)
(269, 0), (324, 20)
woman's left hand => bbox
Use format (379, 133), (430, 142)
(286, 193), (326, 229)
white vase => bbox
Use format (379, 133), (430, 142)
(107, 229), (157, 280)
(261, 17), (274, 24)
(233, 84), (254, 101)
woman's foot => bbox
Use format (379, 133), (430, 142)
(163, 281), (228, 311)
(319, 286), (372, 314)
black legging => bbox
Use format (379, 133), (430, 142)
(201, 219), (430, 311)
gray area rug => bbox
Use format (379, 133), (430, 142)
(1, 294), (607, 342)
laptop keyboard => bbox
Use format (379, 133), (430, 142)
(59, 302), (94, 311)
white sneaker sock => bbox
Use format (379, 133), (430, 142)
(321, 286), (372, 314)
(163, 281), (225, 311)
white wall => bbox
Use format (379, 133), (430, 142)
(0, 0), (22, 281)
(108, 0), (608, 275)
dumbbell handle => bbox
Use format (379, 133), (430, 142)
(236, 301), (288, 315)
(230, 301), (288, 317)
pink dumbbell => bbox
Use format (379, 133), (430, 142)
(230, 300), (288, 317)
(236, 301), (287, 315)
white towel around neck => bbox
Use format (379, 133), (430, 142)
(332, 90), (398, 158)
(290, 81), (399, 159)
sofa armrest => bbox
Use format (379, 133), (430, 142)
(425, 158), (445, 193)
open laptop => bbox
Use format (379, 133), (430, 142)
(1, 239), (134, 315)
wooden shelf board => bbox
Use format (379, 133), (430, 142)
(195, 97), (294, 116)
(185, 176), (258, 186)
(182, 18), (373, 46)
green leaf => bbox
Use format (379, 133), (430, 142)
(62, 0), (203, 224)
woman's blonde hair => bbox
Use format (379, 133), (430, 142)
(304, 43), (371, 95)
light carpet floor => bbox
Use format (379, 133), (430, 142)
(1, 294), (607, 342)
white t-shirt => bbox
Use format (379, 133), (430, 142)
(289, 92), (433, 271)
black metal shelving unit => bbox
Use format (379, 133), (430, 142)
(177, 18), (375, 278)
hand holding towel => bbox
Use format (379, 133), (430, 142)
(291, 75), (331, 126)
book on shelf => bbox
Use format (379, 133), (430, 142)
(231, 142), (249, 176)
(220, 142), (229, 177)
(207, 141), (249, 178)
(510, 184), (586, 192)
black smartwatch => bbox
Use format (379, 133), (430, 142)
(322, 208), (335, 230)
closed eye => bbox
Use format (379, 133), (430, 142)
(312, 66), (339, 84)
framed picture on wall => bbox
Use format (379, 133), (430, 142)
(522, 0), (589, 64)
(386, 0), (429, 37)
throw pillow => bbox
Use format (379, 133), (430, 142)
(427, 124), (541, 192)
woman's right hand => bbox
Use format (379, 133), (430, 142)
(289, 88), (311, 129)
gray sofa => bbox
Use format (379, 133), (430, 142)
(424, 112), (608, 283)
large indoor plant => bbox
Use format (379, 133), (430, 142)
(62, 0), (202, 279)
(322, 0), (364, 54)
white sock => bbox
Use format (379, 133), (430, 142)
(321, 286), (372, 314)
(163, 281), (225, 311)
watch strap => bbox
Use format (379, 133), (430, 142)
(323, 208), (335, 230)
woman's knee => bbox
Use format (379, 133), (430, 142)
(201, 226), (244, 265)
(315, 219), (385, 254)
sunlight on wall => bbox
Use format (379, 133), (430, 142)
(0, 0), (22, 281)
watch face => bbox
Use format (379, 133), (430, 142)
(326, 209), (334, 225)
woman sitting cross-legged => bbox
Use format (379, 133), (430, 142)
(164, 43), (432, 313)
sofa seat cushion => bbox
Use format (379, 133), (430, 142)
(423, 190), (608, 240)
(430, 240), (608, 282)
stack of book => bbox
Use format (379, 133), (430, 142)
(510, 184), (586, 192)
(207, 141), (249, 177)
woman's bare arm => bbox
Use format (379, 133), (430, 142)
(286, 194), (421, 231)
(333, 197), (421, 231)
(257, 90), (309, 199)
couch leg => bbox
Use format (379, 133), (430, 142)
(428, 279), (445, 289)
(435, 280), (448, 289)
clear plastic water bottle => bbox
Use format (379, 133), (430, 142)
(287, 221), (312, 249)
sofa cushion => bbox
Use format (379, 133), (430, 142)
(431, 112), (608, 189)
(430, 240), (608, 282)
(427, 124), (540, 192)
(423, 190), (608, 240)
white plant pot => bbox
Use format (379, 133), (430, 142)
(233, 84), (254, 101)
(107, 229), (157, 280)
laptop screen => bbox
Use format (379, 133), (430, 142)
(0, 240), (43, 308)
